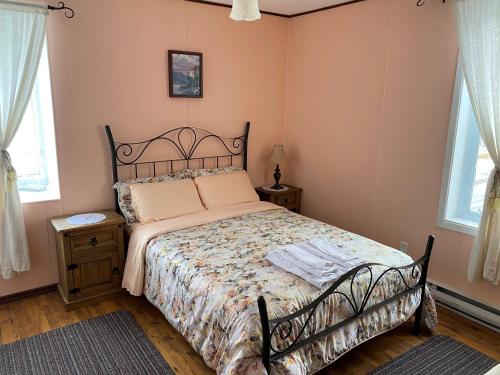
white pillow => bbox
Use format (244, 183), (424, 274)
(130, 179), (205, 223)
(194, 171), (259, 209)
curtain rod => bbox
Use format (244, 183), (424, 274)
(1, 0), (74, 18)
(48, 1), (74, 18)
(417, 0), (446, 6)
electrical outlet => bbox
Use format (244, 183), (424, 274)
(400, 241), (409, 253)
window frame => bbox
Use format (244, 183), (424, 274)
(8, 39), (61, 204)
(437, 58), (483, 236)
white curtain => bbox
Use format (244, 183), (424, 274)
(455, 0), (500, 285)
(0, 1), (47, 279)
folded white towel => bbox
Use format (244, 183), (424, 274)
(267, 250), (349, 289)
(267, 238), (367, 288)
(306, 238), (360, 263)
(280, 244), (335, 276)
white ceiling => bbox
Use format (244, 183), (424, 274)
(209, 0), (354, 16)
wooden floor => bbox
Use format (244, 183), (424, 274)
(1, 292), (499, 374)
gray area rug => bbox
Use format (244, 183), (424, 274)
(0, 311), (175, 375)
(369, 335), (498, 375)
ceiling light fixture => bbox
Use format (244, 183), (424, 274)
(230, 0), (261, 21)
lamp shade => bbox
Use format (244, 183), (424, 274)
(230, 0), (261, 21)
(269, 144), (286, 165)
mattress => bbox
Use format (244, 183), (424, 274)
(138, 206), (437, 374)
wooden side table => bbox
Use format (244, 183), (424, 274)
(256, 184), (302, 213)
(50, 210), (126, 310)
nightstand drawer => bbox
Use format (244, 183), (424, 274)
(256, 185), (302, 214)
(276, 194), (296, 206)
(70, 225), (116, 252)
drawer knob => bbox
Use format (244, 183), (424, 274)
(90, 237), (97, 246)
(112, 267), (119, 275)
(284, 198), (288, 203)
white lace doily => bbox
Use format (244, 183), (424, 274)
(67, 213), (106, 226)
(261, 185), (289, 192)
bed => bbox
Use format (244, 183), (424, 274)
(105, 123), (437, 375)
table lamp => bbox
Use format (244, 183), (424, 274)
(269, 144), (286, 190)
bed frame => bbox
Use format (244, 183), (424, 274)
(258, 235), (434, 373)
(105, 122), (250, 212)
(104, 122), (434, 374)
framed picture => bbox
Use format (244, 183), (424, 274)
(168, 50), (203, 98)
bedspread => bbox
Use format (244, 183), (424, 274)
(123, 201), (281, 295)
(143, 208), (437, 375)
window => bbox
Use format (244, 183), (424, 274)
(8, 40), (60, 204)
(438, 59), (494, 235)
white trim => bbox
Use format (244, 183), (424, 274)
(19, 189), (60, 204)
(438, 57), (464, 233)
(438, 217), (477, 236)
(45, 36), (62, 206)
(437, 57), (482, 237)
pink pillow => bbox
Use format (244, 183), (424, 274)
(130, 179), (205, 223)
(194, 171), (259, 209)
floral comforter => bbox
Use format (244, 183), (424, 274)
(143, 208), (437, 374)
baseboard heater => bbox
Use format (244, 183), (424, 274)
(428, 282), (499, 333)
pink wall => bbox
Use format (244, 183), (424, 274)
(2, 0), (498, 308)
(0, 0), (288, 297)
(285, 0), (499, 307)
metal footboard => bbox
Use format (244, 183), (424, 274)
(257, 235), (435, 373)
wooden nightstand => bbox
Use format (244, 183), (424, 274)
(256, 184), (302, 213)
(50, 210), (126, 310)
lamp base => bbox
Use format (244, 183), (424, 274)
(272, 164), (284, 191)
(270, 184), (285, 190)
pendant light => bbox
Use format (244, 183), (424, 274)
(230, 0), (261, 21)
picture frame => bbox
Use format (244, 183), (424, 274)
(168, 50), (203, 98)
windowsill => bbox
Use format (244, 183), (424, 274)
(20, 189), (60, 204)
(438, 216), (478, 237)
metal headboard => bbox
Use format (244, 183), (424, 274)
(105, 122), (250, 212)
